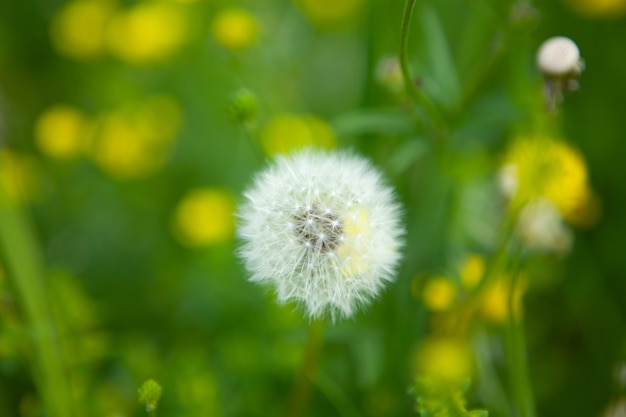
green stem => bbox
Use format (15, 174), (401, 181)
(283, 319), (325, 417)
(242, 123), (265, 161)
(0, 191), (75, 416)
(506, 247), (536, 417)
(449, 208), (519, 334)
(311, 369), (363, 417)
(399, 0), (444, 128)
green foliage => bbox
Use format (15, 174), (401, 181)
(0, 0), (624, 417)
(138, 379), (162, 412)
(412, 377), (488, 417)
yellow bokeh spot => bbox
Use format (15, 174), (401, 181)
(460, 254), (485, 290)
(0, 150), (40, 205)
(414, 337), (473, 384)
(503, 136), (591, 222)
(35, 105), (93, 159)
(173, 188), (236, 247)
(481, 277), (525, 323)
(90, 96), (181, 179)
(211, 8), (259, 50)
(107, 2), (189, 64)
(51, 0), (117, 59)
(260, 114), (336, 156)
(337, 206), (371, 276)
(422, 277), (457, 312)
(295, 0), (365, 27)
(564, 0), (626, 17)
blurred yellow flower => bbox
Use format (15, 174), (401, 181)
(260, 114), (336, 156)
(0, 150), (41, 205)
(414, 337), (473, 384)
(564, 0), (626, 17)
(107, 2), (189, 64)
(90, 96), (181, 178)
(501, 136), (591, 222)
(460, 254), (485, 290)
(481, 277), (525, 323)
(50, 0), (117, 59)
(211, 7), (259, 51)
(173, 188), (236, 247)
(295, 0), (365, 27)
(422, 277), (457, 312)
(35, 105), (92, 159)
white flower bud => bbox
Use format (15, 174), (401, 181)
(536, 36), (582, 76)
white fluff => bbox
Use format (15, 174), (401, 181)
(237, 149), (404, 320)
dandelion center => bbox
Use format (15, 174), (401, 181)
(293, 205), (343, 252)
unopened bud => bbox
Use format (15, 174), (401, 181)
(228, 88), (259, 125)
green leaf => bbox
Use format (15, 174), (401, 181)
(419, 5), (462, 111)
(412, 376), (488, 417)
(388, 138), (429, 175)
(467, 410), (489, 417)
(332, 109), (415, 138)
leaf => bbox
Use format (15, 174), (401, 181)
(331, 109), (415, 138)
(467, 410), (489, 417)
(412, 376), (489, 417)
(388, 138), (429, 175)
(419, 5), (462, 111)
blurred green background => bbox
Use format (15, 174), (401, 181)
(0, 0), (625, 416)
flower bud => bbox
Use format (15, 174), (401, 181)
(228, 88), (259, 125)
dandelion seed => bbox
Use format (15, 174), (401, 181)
(237, 149), (403, 320)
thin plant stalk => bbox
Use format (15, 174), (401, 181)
(284, 319), (325, 417)
(399, 0), (444, 128)
(506, 247), (536, 417)
(0, 189), (75, 417)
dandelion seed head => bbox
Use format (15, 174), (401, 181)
(237, 149), (403, 320)
(537, 36), (582, 76)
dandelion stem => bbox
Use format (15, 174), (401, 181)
(399, 0), (444, 127)
(506, 247), (536, 417)
(284, 319), (325, 417)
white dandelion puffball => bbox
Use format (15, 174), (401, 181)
(536, 36), (582, 76)
(237, 149), (404, 320)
